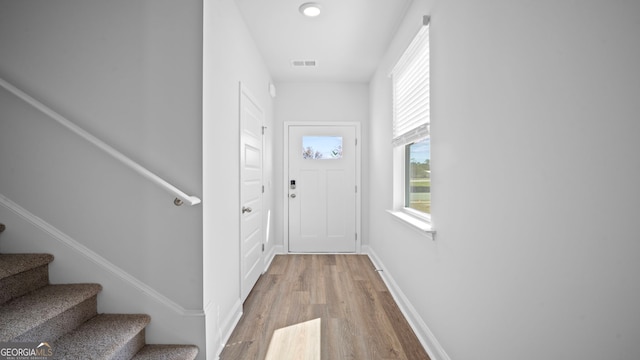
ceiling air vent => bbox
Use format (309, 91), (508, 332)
(291, 60), (317, 68)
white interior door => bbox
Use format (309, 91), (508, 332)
(240, 84), (263, 301)
(288, 125), (357, 252)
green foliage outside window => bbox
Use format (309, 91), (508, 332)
(406, 138), (430, 214)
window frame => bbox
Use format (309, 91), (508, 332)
(388, 16), (434, 234)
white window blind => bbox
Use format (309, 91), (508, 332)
(391, 17), (430, 147)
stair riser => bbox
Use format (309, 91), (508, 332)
(0, 264), (49, 304)
(50, 314), (150, 359)
(110, 329), (146, 360)
(132, 345), (199, 360)
(13, 296), (97, 343)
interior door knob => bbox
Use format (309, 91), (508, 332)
(290, 194), (296, 198)
(242, 206), (252, 213)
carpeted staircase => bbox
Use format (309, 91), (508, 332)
(0, 223), (198, 359)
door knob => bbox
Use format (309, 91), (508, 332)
(290, 194), (296, 198)
(242, 206), (252, 214)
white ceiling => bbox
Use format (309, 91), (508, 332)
(234, 0), (412, 83)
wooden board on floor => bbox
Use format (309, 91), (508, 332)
(265, 318), (320, 360)
(219, 254), (430, 360)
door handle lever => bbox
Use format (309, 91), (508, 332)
(242, 206), (252, 214)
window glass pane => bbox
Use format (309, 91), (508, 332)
(406, 137), (430, 214)
(302, 136), (343, 160)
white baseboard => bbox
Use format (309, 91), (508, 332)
(214, 299), (243, 359)
(0, 193), (203, 317)
(214, 245), (284, 359)
(363, 245), (451, 360)
(264, 244), (284, 272)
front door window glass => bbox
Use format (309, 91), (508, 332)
(302, 136), (343, 159)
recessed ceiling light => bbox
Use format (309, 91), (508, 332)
(299, 3), (321, 17)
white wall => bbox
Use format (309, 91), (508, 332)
(368, 0), (640, 359)
(203, 0), (274, 357)
(0, 0), (205, 356)
(273, 82), (369, 249)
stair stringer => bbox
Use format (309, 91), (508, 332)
(0, 194), (206, 360)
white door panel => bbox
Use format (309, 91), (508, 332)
(288, 125), (357, 252)
(326, 169), (348, 237)
(240, 84), (263, 301)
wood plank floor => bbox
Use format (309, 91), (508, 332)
(219, 254), (430, 360)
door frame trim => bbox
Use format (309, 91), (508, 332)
(283, 121), (362, 253)
(239, 82), (265, 301)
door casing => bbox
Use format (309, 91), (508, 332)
(283, 121), (362, 253)
(240, 82), (264, 301)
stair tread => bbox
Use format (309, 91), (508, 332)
(132, 344), (199, 360)
(0, 283), (102, 341)
(53, 313), (151, 359)
(0, 253), (54, 280)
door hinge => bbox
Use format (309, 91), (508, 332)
(262, 243), (265, 252)
(355, 233), (358, 241)
(262, 185), (265, 193)
(355, 138), (358, 146)
(355, 185), (357, 193)
(262, 126), (267, 135)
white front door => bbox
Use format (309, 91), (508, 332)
(240, 84), (263, 301)
(287, 125), (358, 252)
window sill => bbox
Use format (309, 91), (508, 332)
(387, 210), (436, 238)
